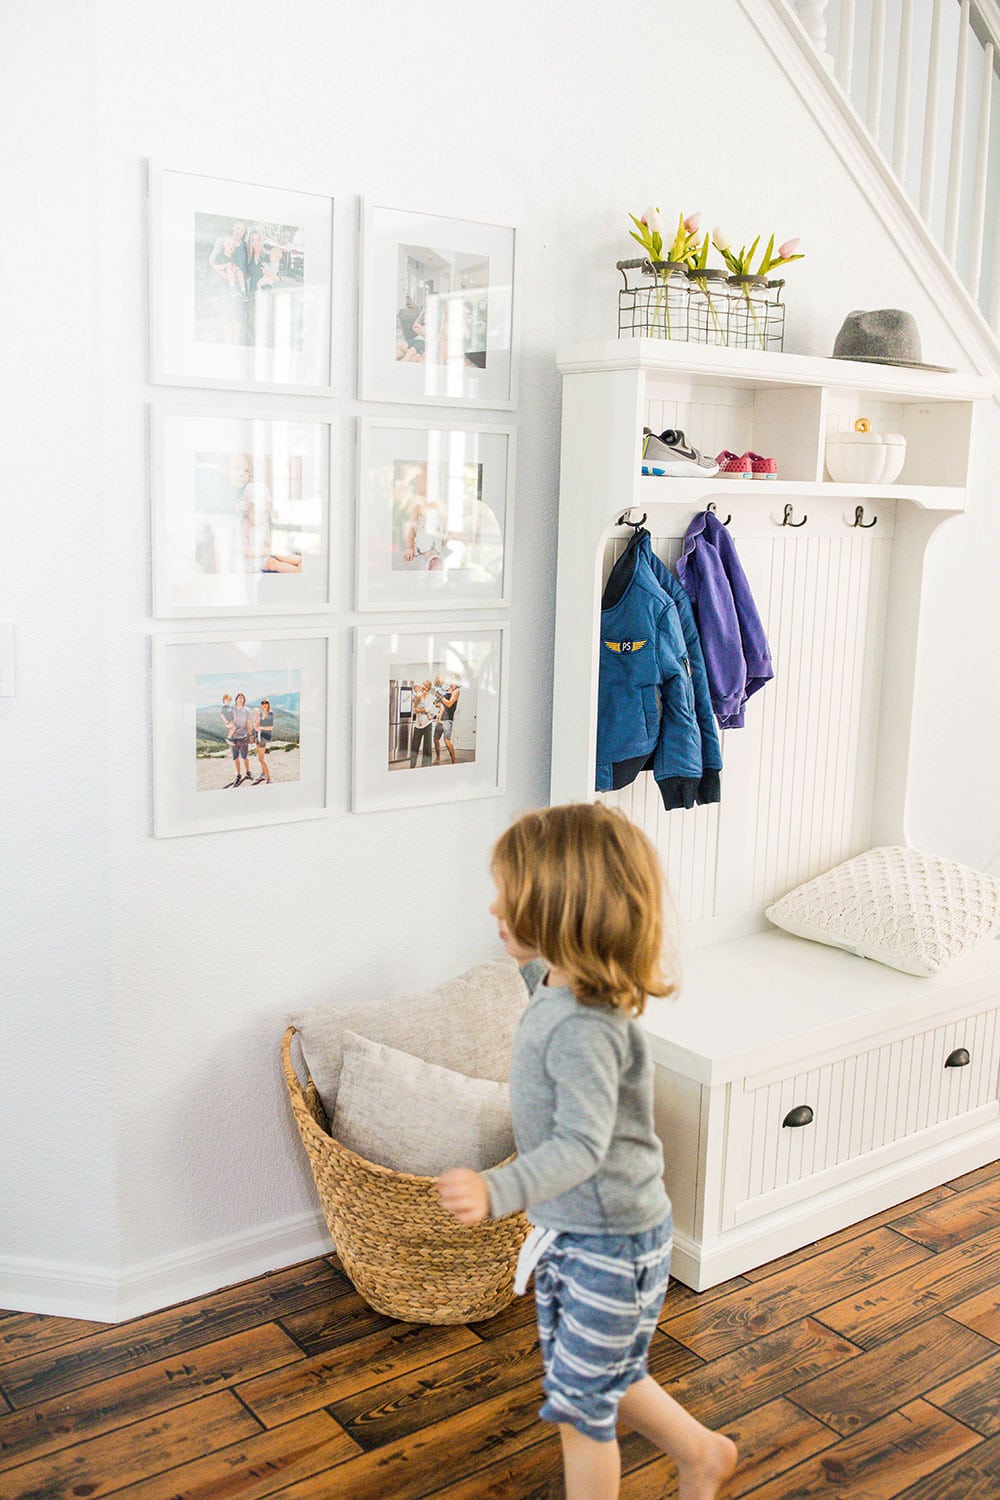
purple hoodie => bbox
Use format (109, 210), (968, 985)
(676, 510), (773, 729)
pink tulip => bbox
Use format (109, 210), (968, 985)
(684, 213), (701, 234)
(778, 237), (801, 258)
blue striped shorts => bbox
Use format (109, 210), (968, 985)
(533, 1214), (673, 1442)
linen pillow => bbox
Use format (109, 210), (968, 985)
(331, 1032), (515, 1176)
(765, 845), (1000, 977)
(290, 958), (527, 1120)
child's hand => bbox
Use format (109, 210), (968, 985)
(437, 1168), (489, 1225)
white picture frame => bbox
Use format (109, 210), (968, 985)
(152, 407), (334, 618)
(359, 199), (516, 408)
(149, 163), (334, 394)
(356, 418), (514, 612)
(152, 629), (333, 837)
(353, 621), (508, 812)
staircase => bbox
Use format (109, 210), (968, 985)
(740, 0), (1000, 374)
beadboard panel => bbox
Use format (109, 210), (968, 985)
(599, 519), (893, 933)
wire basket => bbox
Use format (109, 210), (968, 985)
(617, 261), (785, 351)
(723, 274), (786, 351)
(616, 259), (693, 341)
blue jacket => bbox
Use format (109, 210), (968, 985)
(677, 511), (773, 729)
(597, 531), (722, 809)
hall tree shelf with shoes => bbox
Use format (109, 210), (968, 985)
(551, 338), (1000, 1290)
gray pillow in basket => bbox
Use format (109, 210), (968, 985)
(332, 1032), (515, 1177)
(290, 958), (528, 1121)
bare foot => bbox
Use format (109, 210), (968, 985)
(678, 1431), (737, 1500)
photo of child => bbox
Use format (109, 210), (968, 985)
(387, 664), (476, 772)
(194, 212), (305, 349)
(395, 244), (489, 368)
(192, 448), (320, 578)
(390, 458), (502, 581)
(155, 410), (331, 617)
(195, 670), (301, 792)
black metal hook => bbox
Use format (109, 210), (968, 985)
(852, 505), (878, 528)
(616, 510), (648, 529)
(780, 504), (808, 527)
(707, 502), (732, 526)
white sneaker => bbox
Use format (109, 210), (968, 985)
(642, 428), (720, 478)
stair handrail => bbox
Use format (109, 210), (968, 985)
(781, 0), (1000, 333)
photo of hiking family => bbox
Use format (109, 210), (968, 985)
(194, 212), (305, 349)
(195, 670), (301, 792)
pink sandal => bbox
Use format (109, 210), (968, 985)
(716, 450), (753, 478)
(747, 451), (778, 479)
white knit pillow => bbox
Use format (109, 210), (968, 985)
(332, 1032), (514, 1176)
(765, 846), (1000, 976)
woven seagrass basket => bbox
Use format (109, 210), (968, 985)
(282, 1025), (529, 1324)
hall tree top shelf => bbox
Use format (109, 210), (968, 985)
(556, 338), (987, 512)
(556, 338), (989, 400)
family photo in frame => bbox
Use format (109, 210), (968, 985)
(195, 670), (301, 791)
(153, 631), (332, 838)
(389, 671), (474, 773)
(152, 409), (332, 617)
(353, 623), (507, 812)
(360, 201), (516, 407)
(356, 419), (513, 611)
(149, 166), (334, 394)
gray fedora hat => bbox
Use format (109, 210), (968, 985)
(832, 309), (955, 372)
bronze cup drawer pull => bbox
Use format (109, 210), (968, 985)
(782, 1105), (814, 1128)
(945, 1047), (971, 1068)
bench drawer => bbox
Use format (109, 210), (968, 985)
(722, 1006), (1000, 1228)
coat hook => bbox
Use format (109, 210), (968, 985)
(780, 504), (808, 527)
(616, 509), (648, 529)
(852, 505), (878, 528)
(707, 501), (732, 526)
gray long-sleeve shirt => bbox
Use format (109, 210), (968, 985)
(482, 977), (671, 1234)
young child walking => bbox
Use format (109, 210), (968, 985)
(438, 803), (737, 1500)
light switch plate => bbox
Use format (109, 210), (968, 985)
(0, 622), (15, 696)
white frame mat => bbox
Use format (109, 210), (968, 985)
(352, 621), (509, 812)
(153, 629), (333, 837)
(149, 163), (334, 394)
(359, 199), (516, 408)
(152, 407), (334, 618)
(356, 418), (514, 612)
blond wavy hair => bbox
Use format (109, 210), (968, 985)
(491, 803), (677, 1015)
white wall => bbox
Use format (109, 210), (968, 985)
(2, 0), (997, 1317)
(0, 3), (121, 1301)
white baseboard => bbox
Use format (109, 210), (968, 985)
(0, 1257), (122, 1324)
(0, 1210), (334, 1324)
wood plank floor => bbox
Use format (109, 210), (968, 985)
(3, 1159), (1000, 1498)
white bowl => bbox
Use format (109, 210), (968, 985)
(825, 431), (906, 485)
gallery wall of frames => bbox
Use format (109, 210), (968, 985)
(148, 165), (516, 836)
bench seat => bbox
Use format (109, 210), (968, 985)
(642, 929), (1000, 1289)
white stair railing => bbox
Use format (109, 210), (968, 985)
(785, 0), (1000, 340)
